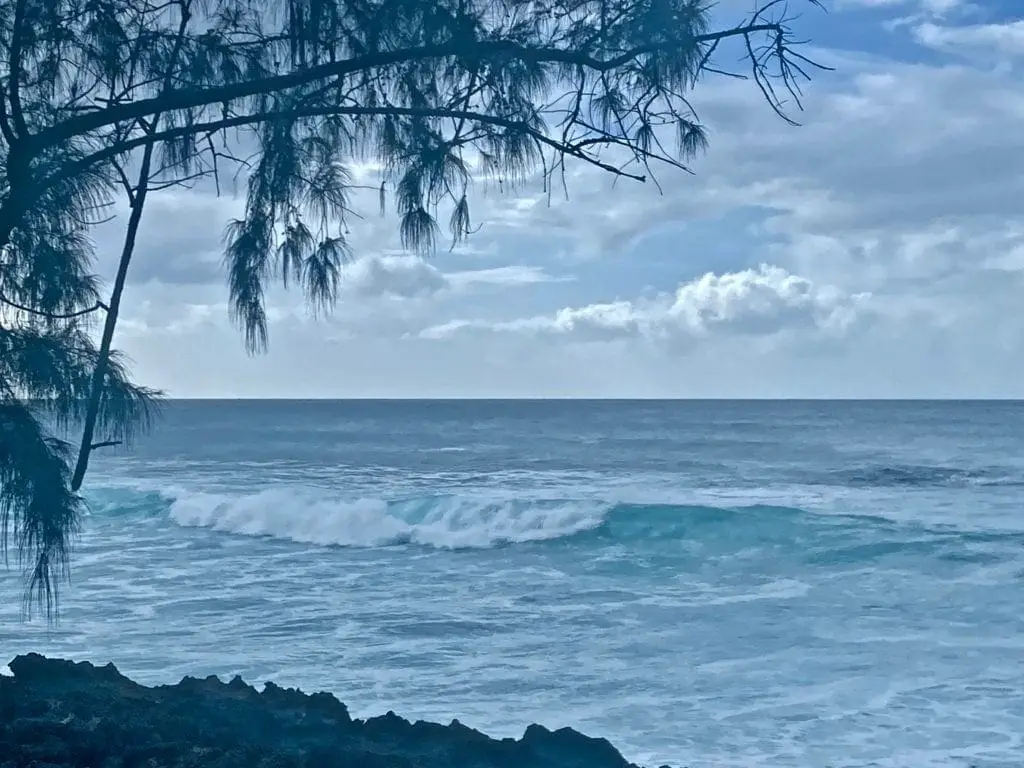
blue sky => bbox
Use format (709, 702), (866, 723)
(94, 0), (1024, 397)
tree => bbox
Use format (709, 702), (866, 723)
(0, 0), (827, 615)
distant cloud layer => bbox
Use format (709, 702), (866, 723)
(423, 266), (869, 345)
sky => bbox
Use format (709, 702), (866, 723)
(91, 0), (1024, 398)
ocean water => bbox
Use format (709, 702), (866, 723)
(3, 400), (1024, 767)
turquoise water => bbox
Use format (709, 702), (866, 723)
(3, 400), (1024, 767)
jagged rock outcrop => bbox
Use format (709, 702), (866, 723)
(0, 654), (668, 768)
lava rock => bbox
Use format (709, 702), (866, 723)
(0, 654), (658, 768)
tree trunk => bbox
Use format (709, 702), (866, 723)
(69, 141), (155, 492)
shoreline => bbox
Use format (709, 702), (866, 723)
(0, 653), (668, 768)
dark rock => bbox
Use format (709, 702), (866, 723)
(0, 654), (660, 768)
(522, 723), (636, 767)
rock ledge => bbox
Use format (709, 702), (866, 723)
(1, 654), (666, 768)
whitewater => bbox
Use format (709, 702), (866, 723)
(3, 400), (1024, 767)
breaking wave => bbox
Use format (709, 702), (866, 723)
(82, 484), (1024, 554)
(167, 489), (610, 548)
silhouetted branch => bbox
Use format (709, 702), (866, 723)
(25, 20), (805, 157)
(64, 104), (654, 185)
(0, 295), (108, 319)
(6, 0), (29, 139)
(89, 440), (122, 450)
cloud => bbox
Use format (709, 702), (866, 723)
(422, 265), (871, 345)
(405, 55), (1021, 298)
(336, 256), (571, 300)
(913, 20), (1024, 57)
(669, 265), (867, 336)
(341, 255), (448, 299)
(91, 187), (242, 288)
(446, 265), (572, 290)
(480, 55), (1024, 291)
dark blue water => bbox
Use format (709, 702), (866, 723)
(3, 400), (1023, 767)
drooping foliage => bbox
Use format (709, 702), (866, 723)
(1, 0), (825, 614)
(0, 108), (159, 616)
(0, 314), (159, 616)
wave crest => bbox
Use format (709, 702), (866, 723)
(168, 489), (611, 548)
(87, 484), (1024, 554)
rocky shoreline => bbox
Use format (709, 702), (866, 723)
(0, 654), (667, 768)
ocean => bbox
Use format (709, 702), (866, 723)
(2, 400), (1023, 767)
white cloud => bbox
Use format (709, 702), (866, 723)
(913, 20), (1024, 57)
(341, 255), (448, 299)
(669, 265), (866, 336)
(423, 265), (870, 346)
(336, 257), (571, 300)
(446, 265), (571, 290)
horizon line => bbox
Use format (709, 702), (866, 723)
(154, 396), (1024, 402)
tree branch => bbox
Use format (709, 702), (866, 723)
(26, 21), (791, 156)
(7, 0), (29, 139)
(0, 86), (16, 148)
(0, 294), (108, 319)
(88, 441), (122, 451)
(61, 104), (653, 187)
